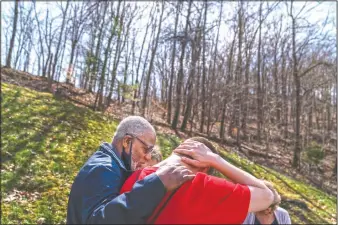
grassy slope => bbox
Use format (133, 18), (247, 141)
(1, 82), (336, 224)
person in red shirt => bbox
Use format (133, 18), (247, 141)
(120, 137), (274, 224)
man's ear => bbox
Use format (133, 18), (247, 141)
(122, 136), (131, 148)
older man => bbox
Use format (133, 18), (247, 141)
(66, 116), (195, 224)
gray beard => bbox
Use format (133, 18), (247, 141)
(131, 159), (137, 171)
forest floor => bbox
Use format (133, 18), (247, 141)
(1, 67), (337, 224)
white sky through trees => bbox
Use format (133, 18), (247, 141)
(1, 1), (336, 87)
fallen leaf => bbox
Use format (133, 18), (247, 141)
(37, 217), (46, 225)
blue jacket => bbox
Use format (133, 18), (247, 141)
(66, 142), (166, 224)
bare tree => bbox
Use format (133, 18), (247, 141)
(131, 4), (155, 114)
(5, 0), (19, 68)
(199, 0), (208, 133)
(94, 1), (121, 110)
(141, 1), (165, 116)
(171, 0), (192, 129)
(88, 2), (107, 93)
(167, 1), (180, 124)
(66, 2), (93, 84)
(51, 0), (70, 82)
(181, 8), (203, 131)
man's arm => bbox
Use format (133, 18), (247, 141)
(211, 156), (274, 212)
(87, 164), (195, 224)
(88, 173), (166, 224)
(174, 141), (274, 212)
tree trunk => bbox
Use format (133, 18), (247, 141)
(308, 92), (313, 132)
(291, 2), (301, 169)
(34, 3), (45, 76)
(47, 53), (53, 90)
(181, 31), (201, 131)
(282, 42), (288, 139)
(56, 27), (68, 83)
(200, 0), (208, 133)
(51, 0), (70, 81)
(224, 30), (237, 139)
(241, 44), (252, 138)
(234, 2), (244, 148)
(66, 40), (77, 84)
(14, 4), (25, 70)
(89, 3), (107, 93)
(44, 9), (53, 79)
(96, 2), (121, 110)
(273, 34), (280, 125)
(107, 6), (128, 106)
(326, 84), (332, 132)
(137, 34), (153, 107)
(141, 2), (165, 116)
(206, 2), (222, 136)
(131, 6), (154, 114)
(171, 0), (192, 129)
(122, 36), (134, 104)
(6, 0), (19, 68)
(167, 2), (180, 124)
(256, 2), (263, 143)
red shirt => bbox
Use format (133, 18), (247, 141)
(120, 167), (250, 224)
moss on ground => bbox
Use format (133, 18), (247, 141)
(1, 83), (118, 224)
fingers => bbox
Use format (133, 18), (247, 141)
(172, 165), (189, 173)
(177, 142), (200, 149)
(180, 168), (194, 176)
(170, 163), (182, 167)
(183, 140), (200, 145)
(173, 148), (193, 156)
(176, 167), (195, 182)
(156, 164), (195, 191)
(175, 141), (210, 154)
(181, 156), (204, 168)
(182, 174), (196, 180)
(179, 142), (198, 147)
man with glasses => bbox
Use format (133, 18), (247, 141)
(66, 116), (196, 224)
(124, 132), (155, 171)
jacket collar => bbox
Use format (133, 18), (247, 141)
(100, 142), (127, 171)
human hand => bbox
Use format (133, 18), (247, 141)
(156, 164), (195, 192)
(173, 140), (218, 168)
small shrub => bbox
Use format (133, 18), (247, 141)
(305, 142), (325, 163)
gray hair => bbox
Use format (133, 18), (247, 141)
(150, 145), (163, 163)
(113, 116), (156, 141)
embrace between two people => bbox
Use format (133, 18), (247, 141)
(66, 116), (290, 224)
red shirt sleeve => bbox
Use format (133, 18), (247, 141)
(155, 172), (251, 224)
(120, 167), (158, 194)
(120, 169), (250, 224)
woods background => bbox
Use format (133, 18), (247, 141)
(1, 1), (337, 187)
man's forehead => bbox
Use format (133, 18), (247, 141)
(138, 132), (156, 143)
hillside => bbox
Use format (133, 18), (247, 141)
(2, 67), (337, 196)
(1, 81), (336, 224)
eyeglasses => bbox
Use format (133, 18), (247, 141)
(125, 133), (155, 155)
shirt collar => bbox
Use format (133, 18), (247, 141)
(100, 142), (127, 171)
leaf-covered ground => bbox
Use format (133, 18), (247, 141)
(1, 82), (336, 224)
